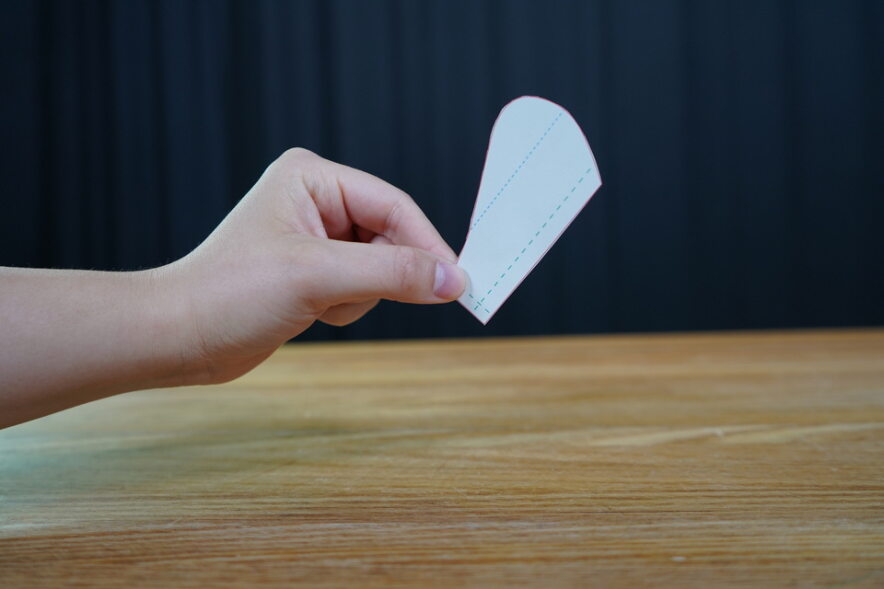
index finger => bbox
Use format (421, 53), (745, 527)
(306, 154), (457, 262)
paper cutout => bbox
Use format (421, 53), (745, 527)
(457, 96), (602, 324)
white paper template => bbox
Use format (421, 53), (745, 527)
(457, 96), (602, 324)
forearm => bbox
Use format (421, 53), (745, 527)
(0, 265), (201, 428)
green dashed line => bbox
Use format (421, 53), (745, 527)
(464, 166), (593, 311)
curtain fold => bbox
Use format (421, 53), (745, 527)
(1, 0), (881, 339)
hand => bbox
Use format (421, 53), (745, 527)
(165, 148), (466, 384)
(0, 148), (466, 428)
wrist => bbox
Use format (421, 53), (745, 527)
(132, 264), (211, 389)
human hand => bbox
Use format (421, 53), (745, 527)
(164, 148), (466, 384)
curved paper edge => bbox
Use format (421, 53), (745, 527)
(457, 96), (603, 324)
(463, 96), (601, 241)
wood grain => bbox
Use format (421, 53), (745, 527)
(2, 329), (883, 587)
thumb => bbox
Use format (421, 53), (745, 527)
(306, 240), (467, 306)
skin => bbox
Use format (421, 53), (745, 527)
(0, 148), (467, 429)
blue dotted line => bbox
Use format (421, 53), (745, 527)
(469, 112), (563, 232)
(469, 166), (593, 314)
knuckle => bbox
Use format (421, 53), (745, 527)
(281, 147), (316, 163)
(265, 148), (312, 183)
(295, 158), (341, 208)
(392, 247), (424, 296)
(384, 195), (407, 234)
(273, 148), (319, 178)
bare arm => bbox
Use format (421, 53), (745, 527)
(0, 266), (197, 425)
(0, 149), (466, 428)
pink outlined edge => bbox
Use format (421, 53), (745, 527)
(457, 95), (603, 325)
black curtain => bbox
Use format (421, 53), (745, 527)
(2, 0), (882, 341)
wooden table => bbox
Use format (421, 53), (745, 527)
(2, 330), (883, 587)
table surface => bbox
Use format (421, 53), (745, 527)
(2, 329), (883, 587)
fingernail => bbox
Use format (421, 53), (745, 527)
(433, 262), (465, 300)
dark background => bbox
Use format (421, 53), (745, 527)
(2, 0), (882, 341)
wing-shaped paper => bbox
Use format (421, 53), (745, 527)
(457, 96), (602, 324)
